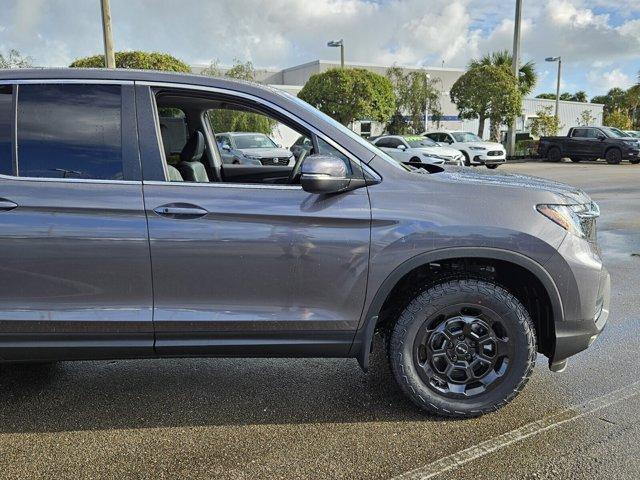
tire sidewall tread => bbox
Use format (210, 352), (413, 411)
(388, 279), (537, 418)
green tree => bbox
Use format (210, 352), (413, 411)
(465, 51), (535, 138)
(576, 109), (596, 126)
(201, 59), (275, 135)
(536, 91), (588, 102)
(298, 68), (395, 127)
(386, 66), (442, 134)
(70, 51), (191, 72)
(468, 50), (537, 95)
(605, 109), (632, 130)
(572, 91), (588, 103)
(626, 84), (640, 129)
(529, 106), (562, 137)
(0, 49), (32, 68)
(450, 64), (522, 140)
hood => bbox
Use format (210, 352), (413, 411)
(437, 167), (591, 204)
(465, 142), (504, 150)
(415, 146), (461, 158)
(237, 147), (293, 158)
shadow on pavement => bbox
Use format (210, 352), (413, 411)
(0, 337), (447, 434)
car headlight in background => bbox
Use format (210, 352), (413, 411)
(469, 146), (486, 151)
(536, 202), (599, 240)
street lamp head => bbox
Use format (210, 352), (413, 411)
(545, 56), (561, 62)
(327, 40), (343, 47)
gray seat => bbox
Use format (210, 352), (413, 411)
(177, 131), (209, 183)
(166, 165), (183, 182)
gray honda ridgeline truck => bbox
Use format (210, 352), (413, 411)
(0, 69), (609, 417)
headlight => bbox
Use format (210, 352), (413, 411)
(423, 153), (445, 159)
(469, 146), (486, 151)
(243, 154), (261, 161)
(536, 203), (599, 240)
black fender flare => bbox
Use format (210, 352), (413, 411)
(350, 247), (564, 371)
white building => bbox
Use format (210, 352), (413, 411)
(192, 60), (604, 140)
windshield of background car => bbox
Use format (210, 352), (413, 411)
(452, 132), (482, 142)
(601, 127), (625, 138)
(280, 90), (410, 171)
(406, 136), (437, 148)
(234, 134), (277, 149)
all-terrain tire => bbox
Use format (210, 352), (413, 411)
(605, 148), (622, 165)
(388, 279), (537, 418)
(546, 147), (561, 162)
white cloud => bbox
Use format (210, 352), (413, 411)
(0, 0), (637, 96)
(588, 68), (634, 91)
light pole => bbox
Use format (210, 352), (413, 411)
(100, 0), (116, 68)
(546, 56), (562, 120)
(506, 0), (523, 157)
(327, 40), (344, 69)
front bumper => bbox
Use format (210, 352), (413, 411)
(549, 267), (610, 371)
(471, 152), (507, 165)
(545, 232), (610, 371)
(622, 147), (640, 159)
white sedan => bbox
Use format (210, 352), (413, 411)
(371, 135), (464, 166)
(424, 131), (506, 169)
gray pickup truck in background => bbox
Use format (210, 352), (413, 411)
(539, 126), (640, 164)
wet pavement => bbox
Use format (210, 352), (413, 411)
(0, 160), (638, 479)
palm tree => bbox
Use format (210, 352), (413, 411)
(468, 50), (537, 137)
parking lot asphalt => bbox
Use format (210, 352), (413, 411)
(0, 160), (638, 480)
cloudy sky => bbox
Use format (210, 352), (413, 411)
(0, 0), (638, 97)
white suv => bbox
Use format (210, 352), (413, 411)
(424, 131), (506, 169)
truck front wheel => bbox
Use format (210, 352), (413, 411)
(605, 148), (622, 165)
(388, 279), (537, 417)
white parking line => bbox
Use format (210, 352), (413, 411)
(391, 380), (640, 480)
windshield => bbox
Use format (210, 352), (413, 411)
(406, 136), (437, 148)
(234, 134), (277, 149)
(601, 127), (627, 138)
(281, 90), (410, 171)
(452, 132), (483, 143)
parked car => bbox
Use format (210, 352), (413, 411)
(539, 126), (640, 164)
(424, 131), (506, 169)
(371, 135), (464, 166)
(0, 68), (609, 418)
(216, 132), (294, 166)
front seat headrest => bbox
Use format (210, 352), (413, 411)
(180, 131), (205, 163)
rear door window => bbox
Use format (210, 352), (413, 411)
(0, 86), (13, 176)
(17, 84), (123, 180)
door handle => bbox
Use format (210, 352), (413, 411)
(0, 199), (18, 212)
(153, 203), (208, 219)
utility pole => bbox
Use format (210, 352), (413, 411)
(506, 0), (523, 158)
(100, 0), (116, 68)
(545, 56), (562, 120)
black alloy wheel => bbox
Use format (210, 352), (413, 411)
(605, 148), (622, 165)
(413, 304), (512, 398)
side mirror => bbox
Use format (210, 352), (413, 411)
(396, 144), (407, 151)
(300, 155), (363, 194)
(597, 134), (606, 141)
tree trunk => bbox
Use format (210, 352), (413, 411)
(477, 116), (486, 139)
(489, 117), (500, 142)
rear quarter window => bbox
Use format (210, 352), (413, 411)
(17, 84), (123, 180)
(0, 86), (13, 176)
